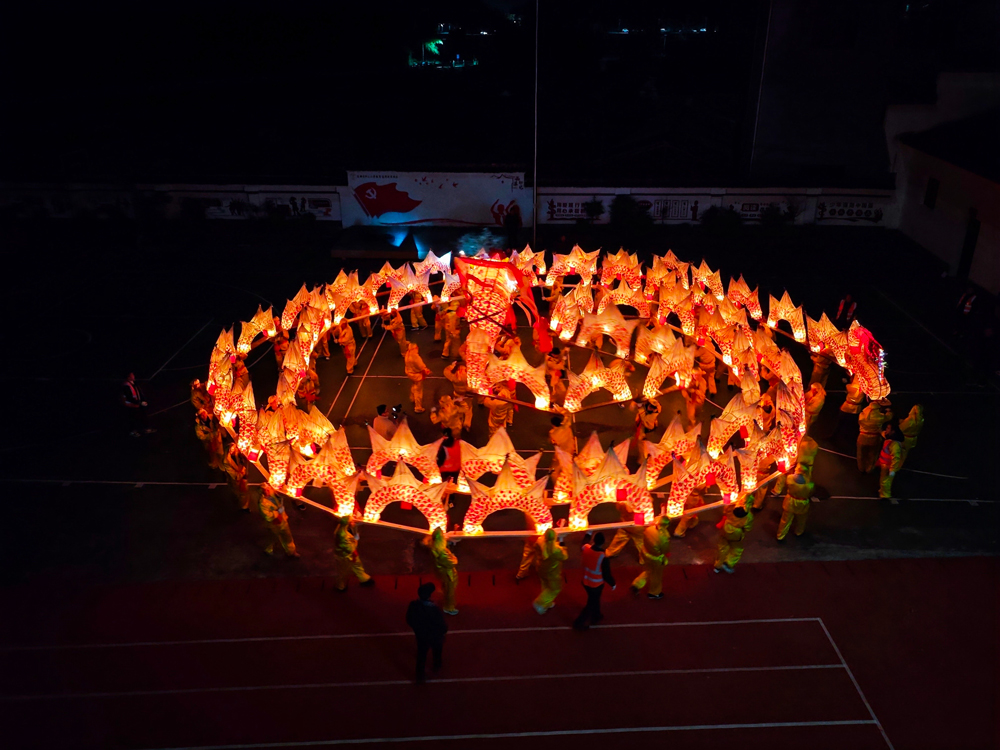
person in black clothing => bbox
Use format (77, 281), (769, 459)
(573, 531), (616, 631)
(406, 582), (448, 683)
(122, 373), (154, 437)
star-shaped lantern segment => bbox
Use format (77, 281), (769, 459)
(297, 304), (331, 362)
(413, 250), (452, 278)
(642, 339), (697, 398)
(806, 312), (840, 354)
(237, 306), (277, 355)
(634, 324), (678, 366)
(439, 269), (462, 303)
(845, 321), (891, 400)
(327, 271), (380, 323)
(596, 280), (650, 317)
(660, 250), (691, 290)
(370, 262), (402, 291)
(644, 254), (673, 296)
(366, 417), (444, 484)
(575, 306), (639, 358)
(549, 284), (593, 342)
(550, 432), (629, 502)
(772, 380), (807, 435)
(207, 338), (233, 396)
(664, 444), (739, 517)
(387, 265), (433, 312)
(464, 457), (552, 535)
(727, 276), (762, 320)
(262, 440), (292, 490)
(485, 344), (551, 409)
(281, 338), (308, 382)
(568, 447), (653, 530)
(753, 327), (783, 375)
(600, 248), (643, 287)
(642, 415), (703, 488)
(280, 285), (311, 331)
(564, 352), (634, 412)
(692, 259), (725, 301)
(767, 291), (807, 342)
(292, 406), (342, 458)
(544, 245), (600, 287)
(511, 245), (546, 279)
(707, 393), (761, 458)
(363, 461), (449, 531)
(458, 427), (542, 492)
(285, 429), (359, 508)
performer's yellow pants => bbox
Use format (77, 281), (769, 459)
(631, 559), (665, 596)
(333, 554), (370, 590)
(265, 521), (297, 556)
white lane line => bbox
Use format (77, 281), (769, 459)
(824, 495), (987, 504)
(1, 617), (821, 651)
(143, 720), (880, 749)
(342, 331), (387, 421)
(325, 331), (379, 418)
(817, 617), (895, 750)
(816, 447), (969, 480)
(0, 663), (844, 701)
(873, 288), (957, 357)
(148, 399), (192, 417)
(148, 319), (215, 381)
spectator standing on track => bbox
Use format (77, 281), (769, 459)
(332, 515), (374, 591)
(122, 372), (155, 437)
(573, 531), (616, 631)
(533, 529), (568, 614)
(406, 582), (448, 684)
(372, 404), (398, 440)
(424, 527), (459, 615)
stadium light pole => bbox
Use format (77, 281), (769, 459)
(532, 0), (539, 251)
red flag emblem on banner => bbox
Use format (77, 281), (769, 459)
(352, 182), (422, 218)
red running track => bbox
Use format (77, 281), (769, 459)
(0, 557), (996, 750)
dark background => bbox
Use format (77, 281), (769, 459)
(3, 0), (996, 186)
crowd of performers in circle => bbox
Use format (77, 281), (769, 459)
(190, 248), (924, 621)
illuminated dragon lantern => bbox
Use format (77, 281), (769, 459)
(207, 242), (890, 544)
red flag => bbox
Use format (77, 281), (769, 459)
(351, 182), (422, 218)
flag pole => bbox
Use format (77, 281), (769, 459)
(532, 0), (539, 252)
